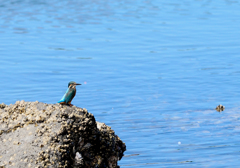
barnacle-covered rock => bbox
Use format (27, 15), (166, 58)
(0, 101), (126, 168)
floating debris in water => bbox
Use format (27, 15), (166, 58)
(216, 104), (225, 112)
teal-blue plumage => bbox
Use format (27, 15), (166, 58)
(58, 81), (81, 106)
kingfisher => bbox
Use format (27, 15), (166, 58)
(58, 81), (81, 106)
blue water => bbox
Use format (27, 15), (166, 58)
(1, 0), (240, 167)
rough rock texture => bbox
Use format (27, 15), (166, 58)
(0, 101), (126, 168)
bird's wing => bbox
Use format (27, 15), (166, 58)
(65, 88), (76, 103)
(58, 88), (70, 103)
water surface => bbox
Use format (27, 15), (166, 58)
(1, 0), (240, 167)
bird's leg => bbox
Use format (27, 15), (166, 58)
(67, 101), (73, 107)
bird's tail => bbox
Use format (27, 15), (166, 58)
(58, 100), (65, 103)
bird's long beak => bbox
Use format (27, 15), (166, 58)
(75, 83), (81, 85)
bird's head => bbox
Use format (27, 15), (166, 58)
(68, 81), (81, 88)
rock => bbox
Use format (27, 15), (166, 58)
(0, 101), (126, 168)
(216, 104), (225, 112)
